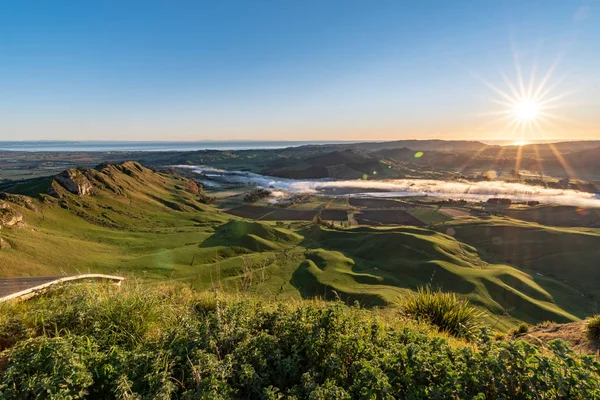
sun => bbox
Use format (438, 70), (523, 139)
(467, 49), (579, 178)
(473, 50), (574, 142)
(514, 99), (540, 122)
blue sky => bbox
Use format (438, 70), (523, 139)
(1, 0), (599, 141)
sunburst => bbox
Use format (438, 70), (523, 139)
(464, 48), (581, 178)
(474, 51), (575, 143)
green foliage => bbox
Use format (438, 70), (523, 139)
(0, 317), (28, 351)
(244, 189), (271, 203)
(1, 283), (599, 399)
(586, 315), (600, 343)
(513, 323), (530, 336)
(0, 335), (96, 399)
(402, 285), (483, 339)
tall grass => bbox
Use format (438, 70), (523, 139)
(586, 315), (600, 343)
(402, 285), (483, 339)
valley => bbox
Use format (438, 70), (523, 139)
(1, 148), (599, 332)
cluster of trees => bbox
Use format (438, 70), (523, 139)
(243, 189), (271, 203)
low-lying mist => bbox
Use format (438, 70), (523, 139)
(187, 166), (600, 208)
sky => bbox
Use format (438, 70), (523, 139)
(1, 0), (599, 142)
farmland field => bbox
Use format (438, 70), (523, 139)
(224, 205), (274, 219)
(320, 209), (348, 221)
(354, 209), (425, 226)
(349, 197), (416, 208)
(225, 205), (318, 221)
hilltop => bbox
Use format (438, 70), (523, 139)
(262, 149), (387, 179)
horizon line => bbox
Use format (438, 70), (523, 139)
(0, 138), (587, 144)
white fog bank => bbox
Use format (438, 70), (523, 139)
(181, 166), (600, 208)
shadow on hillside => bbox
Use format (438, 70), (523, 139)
(289, 260), (389, 308)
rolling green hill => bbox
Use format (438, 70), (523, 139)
(442, 217), (600, 299)
(0, 161), (598, 330)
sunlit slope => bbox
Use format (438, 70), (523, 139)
(192, 219), (587, 325)
(1, 162), (595, 327)
(0, 163), (228, 277)
(290, 225), (585, 324)
(201, 220), (302, 251)
(441, 216), (600, 296)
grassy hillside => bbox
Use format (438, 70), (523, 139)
(441, 217), (600, 300)
(298, 225), (584, 327)
(0, 161), (598, 329)
(0, 162), (228, 278)
(0, 282), (599, 399)
(262, 149), (390, 179)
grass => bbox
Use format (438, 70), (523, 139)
(401, 285), (484, 340)
(407, 207), (452, 225)
(586, 316), (600, 344)
(1, 282), (600, 399)
(440, 216), (600, 301)
(512, 323), (530, 337)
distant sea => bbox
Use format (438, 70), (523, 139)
(0, 139), (574, 152)
(0, 141), (355, 152)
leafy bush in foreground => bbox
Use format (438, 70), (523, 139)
(0, 283), (599, 399)
(587, 315), (600, 343)
(402, 285), (483, 339)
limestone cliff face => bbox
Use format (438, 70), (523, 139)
(49, 169), (94, 197)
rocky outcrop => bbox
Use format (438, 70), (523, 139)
(0, 207), (24, 228)
(48, 180), (68, 199)
(50, 169), (94, 197)
(0, 193), (37, 211)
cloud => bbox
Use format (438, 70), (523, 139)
(574, 5), (590, 21)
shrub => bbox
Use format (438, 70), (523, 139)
(0, 317), (28, 351)
(512, 323), (529, 336)
(586, 315), (600, 343)
(402, 286), (483, 339)
(0, 335), (96, 399)
(1, 283), (600, 399)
